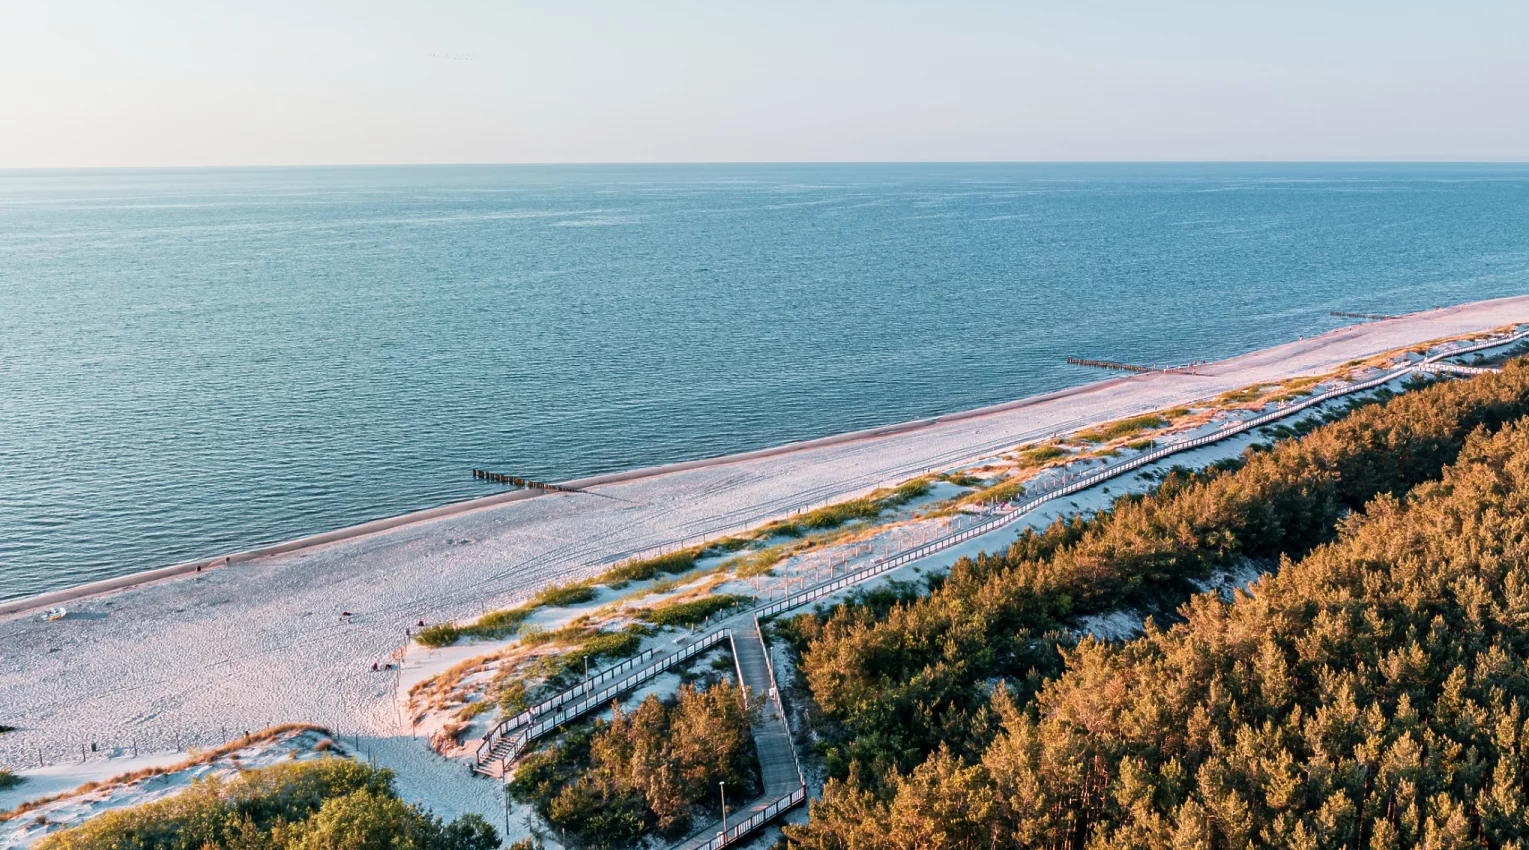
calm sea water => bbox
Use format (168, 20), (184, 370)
(3, 163), (1528, 601)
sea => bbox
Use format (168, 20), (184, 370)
(3, 163), (1528, 601)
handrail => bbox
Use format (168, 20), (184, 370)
(475, 648), (658, 764)
(693, 786), (808, 850)
(754, 614), (807, 786)
(489, 630), (734, 775)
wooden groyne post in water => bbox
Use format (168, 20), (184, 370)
(472, 469), (583, 494)
(1066, 357), (1151, 373)
(1331, 311), (1399, 321)
(1066, 357), (1205, 375)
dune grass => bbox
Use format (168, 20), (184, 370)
(1016, 444), (1069, 466)
(0, 724), (330, 824)
(732, 546), (789, 578)
(638, 595), (750, 628)
(1215, 385), (1267, 404)
(597, 550), (699, 588)
(760, 478), (934, 539)
(1076, 413), (1169, 444)
(532, 582), (597, 608)
(416, 602), (539, 648)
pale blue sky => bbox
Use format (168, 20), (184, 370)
(3, 1), (1526, 167)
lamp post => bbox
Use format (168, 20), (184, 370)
(720, 781), (728, 837)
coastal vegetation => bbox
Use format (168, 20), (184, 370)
(1076, 413), (1169, 444)
(32, 759), (497, 850)
(597, 550), (697, 587)
(759, 478), (932, 539)
(0, 769), (18, 790)
(785, 414), (1529, 850)
(509, 682), (760, 849)
(637, 594), (749, 628)
(417, 478), (932, 649)
(416, 604), (536, 648)
(787, 360), (1529, 792)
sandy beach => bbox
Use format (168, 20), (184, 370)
(4, 294), (1529, 826)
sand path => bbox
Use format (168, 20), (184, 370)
(3, 295), (1529, 825)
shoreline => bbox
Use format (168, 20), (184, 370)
(2, 296), (1523, 617)
(4, 292), (1529, 822)
(0, 371), (1137, 617)
(0, 372), (1136, 617)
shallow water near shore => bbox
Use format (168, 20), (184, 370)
(3, 162), (1529, 601)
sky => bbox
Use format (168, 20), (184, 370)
(3, 1), (1527, 167)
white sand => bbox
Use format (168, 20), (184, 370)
(3, 296), (1528, 826)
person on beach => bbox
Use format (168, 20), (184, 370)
(372, 662), (379, 671)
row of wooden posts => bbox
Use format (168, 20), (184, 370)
(471, 469), (579, 494)
(1066, 357), (1152, 373)
(1331, 311), (1398, 320)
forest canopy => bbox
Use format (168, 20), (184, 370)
(784, 364), (1529, 849)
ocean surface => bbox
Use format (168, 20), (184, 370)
(3, 163), (1528, 601)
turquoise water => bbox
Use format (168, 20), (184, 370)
(2, 163), (1528, 601)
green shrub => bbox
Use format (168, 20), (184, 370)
(496, 679), (529, 715)
(33, 758), (496, 850)
(510, 683), (759, 848)
(0, 769), (20, 790)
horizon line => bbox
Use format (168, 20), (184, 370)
(4, 158), (1529, 173)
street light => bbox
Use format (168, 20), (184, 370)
(720, 781), (728, 837)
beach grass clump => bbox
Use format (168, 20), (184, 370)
(597, 550), (698, 588)
(463, 605), (536, 640)
(1215, 385), (1266, 405)
(732, 546), (788, 578)
(940, 471), (986, 488)
(0, 769), (19, 790)
(532, 582), (597, 608)
(519, 626), (646, 685)
(1281, 375), (1324, 394)
(1016, 445), (1069, 467)
(763, 478), (934, 538)
(702, 536), (753, 555)
(1124, 439), (1155, 451)
(638, 594), (750, 628)
(892, 478), (933, 503)
(562, 631), (642, 672)
(416, 601), (539, 648)
(1077, 413), (1169, 444)
(415, 623), (462, 648)
(763, 500), (880, 538)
